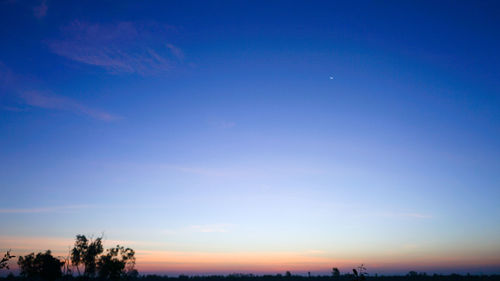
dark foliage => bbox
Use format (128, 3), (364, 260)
(332, 269), (340, 278)
(4, 273), (500, 281)
(135, 274), (500, 281)
(353, 264), (368, 281)
(17, 250), (64, 281)
(71, 235), (104, 277)
(0, 250), (15, 270)
(97, 245), (136, 280)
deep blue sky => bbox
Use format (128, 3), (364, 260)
(1, 0), (500, 275)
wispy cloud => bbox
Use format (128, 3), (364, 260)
(1, 61), (117, 121)
(106, 161), (326, 181)
(0, 204), (91, 214)
(206, 116), (237, 129)
(19, 90), (119, 121)
(0, 235), (148, 255)
(2, 105), (27, 112)
(375, 212), (432, 219)
(160, 224), (235, 235)
(209, 120), (237, 129)
(47, 21), (183, 75)
(306, 250), (326, 255)
(33, 0), (47, 19)
(189, 224), (233, 233)
(161, 164), (233, 177)
(399, 212), (432, 219)
(166, 43), (184, 60)
(0, 61), (14, 86)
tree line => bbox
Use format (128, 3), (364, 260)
(1, 234), (137, 281)
(2, 241), (499, 281)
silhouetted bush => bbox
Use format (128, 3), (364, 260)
(97, 245), (136, 280)
(332, 268), (340, 279)
(17, 250), (64, 281)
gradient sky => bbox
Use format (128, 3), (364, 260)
(1, 0), (500, 276)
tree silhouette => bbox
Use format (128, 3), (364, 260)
(0, 250), (15, 270)
(332, 267), (340, 278)
(61, 247), (73, 276)
(97, 245), (136, 280)
(352, 264), (367, 281)
(17, 250), (64, 281)
(357, 264), (367, 277)
(71, 234), (104, 277)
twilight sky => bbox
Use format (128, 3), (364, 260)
(1, 0), (500, 276)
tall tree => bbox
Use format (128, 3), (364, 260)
(71, 234), (104, 277)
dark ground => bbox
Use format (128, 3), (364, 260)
(2, 273), (500, 281)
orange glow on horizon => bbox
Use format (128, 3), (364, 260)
(134, 250), (350, 273)
(132, 250), (500, 274)
(2, 236), (499, 274)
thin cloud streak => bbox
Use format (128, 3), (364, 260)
(374, 212), (432, 219)
(47, 21), (183, 75)
(189, 224), (233, 233)
(33, 0), (47, 19)
(19, 90), (119, 121)
(166, 43), (184, 60)
(0, 61), (15, 86)
(399, 212), (432, 219)
(208, 120), (236, 129)
(0, 236), (150, 255)
(0, 204), (91, 214)
(0, 61), (117, 121)
(103, 161), (326, 180)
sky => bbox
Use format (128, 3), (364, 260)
(1, 0), (500, 276)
